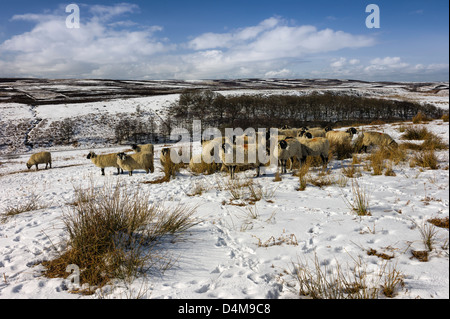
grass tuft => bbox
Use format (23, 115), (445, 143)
(42, 181), (199, 293)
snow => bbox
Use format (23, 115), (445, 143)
(0, 87), (448, 300)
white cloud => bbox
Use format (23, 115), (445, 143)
(0, 4), (171, 78)
(1, 8), (446, 81)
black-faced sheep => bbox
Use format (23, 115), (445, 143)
(277, 138), (303, 174)
(87, 151), (123, 176)
(325, 127), (357, 145)
(26, 151), (52, 171)
(116, 152), (154, 176)
(220, 142), (267, 179)
(296, 136), (330, 165)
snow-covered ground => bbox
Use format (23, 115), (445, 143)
(0, 86), (448, 300)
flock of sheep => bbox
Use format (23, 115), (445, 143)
(25, 125), (398, 179)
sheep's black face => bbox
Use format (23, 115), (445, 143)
(131, 144), (138, 150)
(325, 126), (333, 132)
(117, 152), (126, 160)
(87, 152), (93, 159)
(162, 148), (170, 156)
(305, 132), (313, 139)
(26, 163), (32, 169)
(347, 127), (357, 135)
(279, 140), (288, 150)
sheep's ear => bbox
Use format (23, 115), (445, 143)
(306, 133), (312, 139)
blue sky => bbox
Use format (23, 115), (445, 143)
(0, 0), (448, 81)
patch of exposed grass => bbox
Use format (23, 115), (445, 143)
(288, 254), (404, 299)
(42, 181), (199, 293)
(2, 193), (49, 223)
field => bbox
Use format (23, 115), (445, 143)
(0, 79), (448, 299)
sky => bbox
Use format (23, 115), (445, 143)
(0, 0), (448, 81)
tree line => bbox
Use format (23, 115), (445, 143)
(166, 89), (445, 131)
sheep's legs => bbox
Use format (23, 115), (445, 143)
(101, 168), (105, 176)
(230, 166), (236, 179)
(280, 160), (287, 174)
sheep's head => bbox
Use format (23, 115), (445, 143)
(26, 163), (32, 169)
(161, 148), (170, 156)
(117, 152), (127, 160)
(347, 127), (357, 136)
(131, 144), (138, 151)
(279, 140), (288, 150)
(86, 152), (95, 159)
(325, 126), (333, 132)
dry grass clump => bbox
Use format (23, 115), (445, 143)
(410, 150), (439, 170)
(42, 181), (198, 293)
(412, 112), (432, 124)
(2, 193), (49, 223)
(400, 127), (447, 151)
(427, 216), (449, 229)
(289, 254), (404, 299)
(329, 140), (355, 160)
(401, 126), (434, 140)
(442, 114), (449, 122)
(223, 176), (276, 205)
(342, 179), (371, 216)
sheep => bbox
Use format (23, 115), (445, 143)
(131, 143), (155, 172)
(279, 128), (299, 138)
(220, 142), (267, 179)
(277, 138), (304, 174)
(160, 147), (184, 178)
(296, 126), (332, 138)
(132, 143), (154, 154)
(116, 152), (154, 176)
(325, 127), (357, 145)
(87, 151), (123, 176)
(303, 127), (332, 138)
(296, 136), (330, 165)
(26, 151), (52, 171)
(355, 131), (398, 153)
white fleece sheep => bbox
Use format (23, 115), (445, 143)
(87, 151), (122, 176)
(279, 128), (299, 138)
(277, 138), (303, 174)
(220, 143), (267, 179)
(26, 151), (52, 171)
(116, 152), (154, 176)
(296, 136), (330, 164)
(325, 128), (357, 145)
(305, 127), (331, 138)
(132, 143), (154, 154)
(355, 131), (398, 153)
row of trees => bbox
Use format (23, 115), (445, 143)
(167, 89), (445, 131)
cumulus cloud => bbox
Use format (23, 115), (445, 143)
(1, 5), (446, 81)
(323, 56), (449, 81)
(0, 3), (171, 78)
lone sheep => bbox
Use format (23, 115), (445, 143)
(26, 152), (52, 171)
